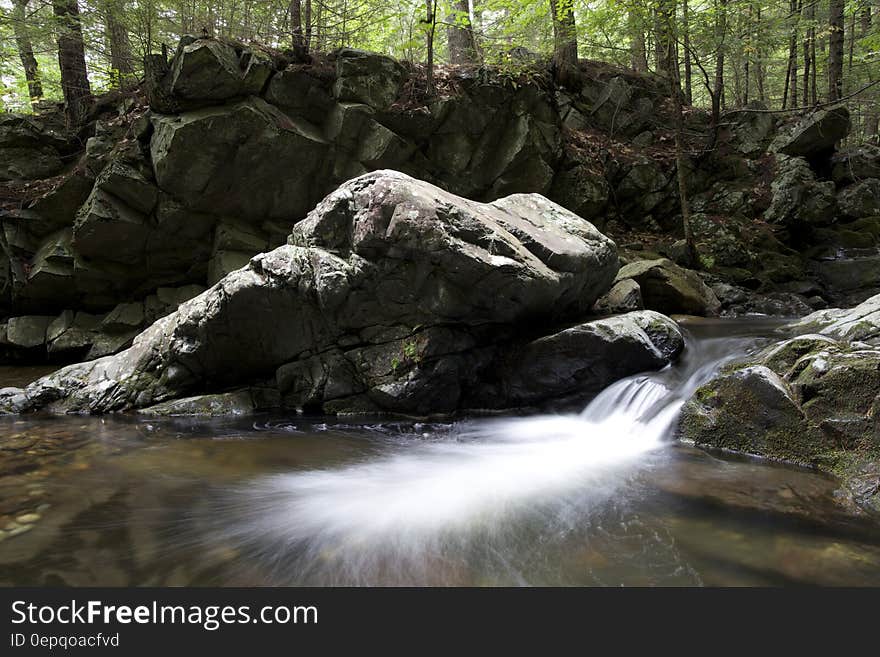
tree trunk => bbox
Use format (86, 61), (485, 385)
(290, 0), (305, 57)
(53, 0), (92, 126)
(11, 0), (43, 103)
(782, 0), (799, 109)
(425, 0), (437, 94)
(446, 0), (477, 64)
(550, 0), (578, 86)
(103, 0), (134, 88)
(654, 1), (675, 77)
(802, 0), (814, 105)
(304, 0), (312, 52)
(682, 0), (692, 103)
(629, 9), (648, 72)
(755, 4), (766, 102)
(829, 0), (845, 101)
(713, 0), (727, 115)
(663, 12), (696, 267)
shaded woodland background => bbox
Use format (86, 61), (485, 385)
(1, 1), (878, 142)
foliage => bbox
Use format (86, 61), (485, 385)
(0, 0), (877, 139)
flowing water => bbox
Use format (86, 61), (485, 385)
(1, 318), (880, 586)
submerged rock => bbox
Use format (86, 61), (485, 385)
(0, 171), (688, 416)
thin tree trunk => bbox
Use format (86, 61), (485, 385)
(654, 0), (675, 77)
(11, 0), (43, 103)
(783, 0), (799, 109)
(756, 4), (765, 102)
(425, 0), (437, 94)
(683, 0), (692, 103)
(664, 12), (696, 267)
(53, 0), (92, 126)
(290, 0), (304, 57)
(829, 0), (845, 101)
(629, 9), (648, 72)
(446, 0), (477, 64)
(304, 0), (312, 52)
(550, 0), (578, 85)
(713, 0), (727, 115)
(803, 0), (813, 105)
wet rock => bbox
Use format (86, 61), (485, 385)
(491, 311), (684, 407)
(681, 310), (880, 511)
(138, 389), (278, 416)
(791, 292), (880, 344)
(614, 258), (720, 316)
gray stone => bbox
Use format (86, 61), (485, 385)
(774, 106), (850, 159)
(150, 98), (329, 220)
(10, 171), (623, 415)
(333, 49), (405, 110)
(614, 258), (721, 316)
(593, 279), (643, 314)
(6, 316), (52, 348)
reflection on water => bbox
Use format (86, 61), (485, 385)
(0, 319), (879, 586)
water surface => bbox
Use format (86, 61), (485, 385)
(1, 319), (879, 586)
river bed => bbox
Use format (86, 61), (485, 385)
(1, 318), (879, 586)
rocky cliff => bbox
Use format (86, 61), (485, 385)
(1, 36), (879, 366)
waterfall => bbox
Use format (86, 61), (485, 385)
(197, 329), (767, 584)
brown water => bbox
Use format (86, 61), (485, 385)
(0, 320), (879, 586)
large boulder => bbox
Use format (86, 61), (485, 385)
(168, 39), (272, 104)
(0, 115), (65, 182)
(773, 106), (850, 160)
(831, 144), (880, 185)
(0, 171), (672, 416)
(614, 258), (721, 316)
(763, 155), (837, 228)
(150, 98), (329, 221)
(837, 179), (880, 219)
(333, 49), (405, 110)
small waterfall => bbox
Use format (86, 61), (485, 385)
(196, 329), (768, 584)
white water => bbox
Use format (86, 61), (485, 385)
(198, 333), (762, 584)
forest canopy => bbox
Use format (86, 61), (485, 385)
(1, 0), (878, 141)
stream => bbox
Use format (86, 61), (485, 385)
(1, 318), (880, 586)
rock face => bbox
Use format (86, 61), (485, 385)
(3, 35), (877, 366)
(1, 171), (686, 416)
(680, 293), (880, 513)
